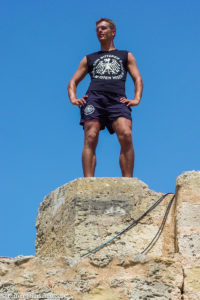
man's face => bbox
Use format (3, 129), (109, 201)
(96, 21), (115, 42)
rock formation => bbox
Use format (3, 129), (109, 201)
(35, 178), (175, 258)
(0, 171), (200, 299)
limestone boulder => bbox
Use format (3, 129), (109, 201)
(175, 171), (200, 300)
(35, 178), (175, 258)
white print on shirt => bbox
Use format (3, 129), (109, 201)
(84, 105), (95, 115)
(92, 54), (125, 80)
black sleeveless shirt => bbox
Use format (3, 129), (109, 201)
(86, 49), (128, 96)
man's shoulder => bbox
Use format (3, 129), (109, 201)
(117, 49), (129, 52)
(117, 50), (130, 58)
(119, 49), (133, 54)
(86, 51), (100, 57)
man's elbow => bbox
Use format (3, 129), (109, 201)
(138, 76), (143, 84)
(135, 76), (143, 88)
(67, 79), (76, 91)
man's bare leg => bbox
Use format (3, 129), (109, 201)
(82, 119), (101, 177)
(112, 117), (134, 177)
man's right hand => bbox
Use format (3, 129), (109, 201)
(71, 95), (88, 108)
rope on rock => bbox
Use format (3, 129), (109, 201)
(80, 193), (175, 258)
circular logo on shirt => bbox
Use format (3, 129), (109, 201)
(92, 54), (125, 80)
(84, 105), (95, 115)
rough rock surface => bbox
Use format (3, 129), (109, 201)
(0, 171), (200, 300)
(35, 178), (175, 258)
(0, 254), (183, 300)
(175, 171), (200, 300)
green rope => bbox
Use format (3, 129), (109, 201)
(80, 193), (175, 258)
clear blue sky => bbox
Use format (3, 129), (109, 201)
(1, 0), (200, 257)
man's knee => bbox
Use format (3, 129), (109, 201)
(118, 128), (132, 143)
(84, 122), (100, 147)
(85, 130), (98, 143)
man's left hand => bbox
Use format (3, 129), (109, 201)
(120, 97), (140, 107)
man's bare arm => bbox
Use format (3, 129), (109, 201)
(120, 52), (143, 107)
(68, 56), (88, 108)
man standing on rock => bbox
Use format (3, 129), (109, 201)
(68, 18), (143, 177)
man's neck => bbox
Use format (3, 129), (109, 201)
(100, 41), (116, 52)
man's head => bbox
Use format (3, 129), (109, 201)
(96, 18), (116, 42)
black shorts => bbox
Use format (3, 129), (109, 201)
(80, 90), (132, 134)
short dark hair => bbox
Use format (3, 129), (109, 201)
(96, 18), (116, 31)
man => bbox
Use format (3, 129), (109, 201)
(68, 18), (143, 177)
